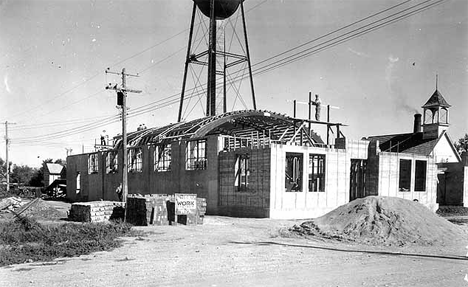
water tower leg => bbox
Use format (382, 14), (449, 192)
(241, 1), (256, 110)
(178, 2), (197, 122)
(207, 0), (217, 116)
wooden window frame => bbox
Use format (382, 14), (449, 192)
(308, 154), (326, 192)
(186, 139), (207, 170)
(154, 145), (172, 172)
(235, 154), (249, 192)
(128, 148), (143, 173)
(88, 153), (99, 174)
(285, 152), (303, 192)
(106, 151), (118, 174)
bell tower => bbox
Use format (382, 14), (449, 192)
(422, 87), (451, 140)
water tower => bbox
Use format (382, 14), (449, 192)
(177, 0), (256, 122)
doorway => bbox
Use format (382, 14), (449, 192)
(350, 159), (367, 201)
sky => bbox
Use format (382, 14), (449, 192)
(0, 0), (467, 168)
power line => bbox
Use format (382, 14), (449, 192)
(9, 0), (444, 143)
(3, 0), (268, 126)
(250, 0), (446, 77)
(252, 0), (414, 69)
(9, 114), (118, 131)
(134, 0), (445, 120)
(132, 0), (441, 120)
(14, 115), (121, 141)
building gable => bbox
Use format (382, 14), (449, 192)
(431, 132), (461, 163)
(45, 163), (64, 175)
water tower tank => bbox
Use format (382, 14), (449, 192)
(194, 0), (242, 20)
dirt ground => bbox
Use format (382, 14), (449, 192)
(1, 204), (468, 286)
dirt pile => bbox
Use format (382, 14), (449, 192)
(0, 199), (67, 221)
(20, 199), (67, 220)
(290, 196), (466, 246)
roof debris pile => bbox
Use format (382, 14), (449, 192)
(0, 197), (25, 212)
(290, 196), (466, 246)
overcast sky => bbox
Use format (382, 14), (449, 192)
(0, 0), (467, 167)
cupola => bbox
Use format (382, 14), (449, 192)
(422, 89), (451, 139)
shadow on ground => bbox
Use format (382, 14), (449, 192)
(229, 240), (468, 261)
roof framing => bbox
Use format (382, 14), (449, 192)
(113, 110), (345, 148)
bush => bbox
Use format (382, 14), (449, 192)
(0, 216), (139, 266)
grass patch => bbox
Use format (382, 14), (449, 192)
(0, 216), (140, 266)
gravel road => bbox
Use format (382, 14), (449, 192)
(1, 216), (467, 287)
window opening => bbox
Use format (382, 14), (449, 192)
(308, 154), (326, 192)
(129, 148), (143, 172)
(76, 172), (81, 194)
(186, 139), (207, 170)
(285, 153), (303, 192)
(154, 145), (172, 172)
(399, 159), (411, 191)
(415, 160), (427, 192)
(440, 108), (448, 124)
(106, 151), (118, 174)
(235, 154), (249, 192)
(88, 153), (99, 174)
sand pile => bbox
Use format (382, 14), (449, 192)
(291, 196), (466, 246)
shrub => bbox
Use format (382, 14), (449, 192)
(0, 216), (139, 266)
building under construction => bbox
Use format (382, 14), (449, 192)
(66, 87), (467, 218)
(66, 0), (467, 218)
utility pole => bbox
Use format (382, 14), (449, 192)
(105, 68), (141, 205)
(4, 121), (16, 192)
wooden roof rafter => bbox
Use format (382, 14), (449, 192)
(114, 110), (330, 149)
(286, 122), (316, 146)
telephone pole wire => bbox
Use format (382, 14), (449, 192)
(105, 68), (141, 207)
(4, 121), (16, 192)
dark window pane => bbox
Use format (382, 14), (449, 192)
(399, 159), (411, 192)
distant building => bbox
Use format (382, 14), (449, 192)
(44, 163), (65, 187)
(364, 88), (467, 206)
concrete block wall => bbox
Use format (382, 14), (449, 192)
(67, 153), (93, 202)
(377, 152), (438, 211)
(218, 147), (271, 217)
(269, 143), (350, 219)
(126, 194), (206, 226)
(67, 136), (220, 214)
(126, 194), (170, 226)
(68, 201), (124, 222)
(67, 151), (122, 202)
(335, 138), (369, 159)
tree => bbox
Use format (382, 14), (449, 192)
(10, 165), (37, 186)
(0, 157), (12, 183)
(454, 134), (468, 154)
(29, 168), (44, 187)
(0, 157), (5, 182)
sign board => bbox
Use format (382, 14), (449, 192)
(175, 193), (197, 215)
